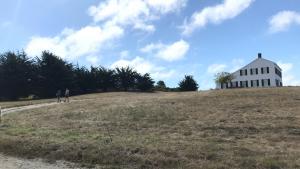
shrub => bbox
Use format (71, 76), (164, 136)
(178, 75), (199, 91)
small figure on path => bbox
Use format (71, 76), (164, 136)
(56, 90), (61, 103)
(64, 88), (70, 103)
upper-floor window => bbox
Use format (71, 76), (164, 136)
(275, 68), (282, 78)
(240, 69), (248, 76)
(250, 68), (259, 75)
(261, 67), (270, 74)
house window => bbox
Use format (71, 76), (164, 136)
(251, 80), (259, 87)
(261, 67), (269, 74)
(240, 81), (248, 88)
(275, 68), (282, 78)
(231, 81), (238, 88)
(240, 69), (247, 76)
(250, 68), (258, 75)
(261, 79), (270, 87)
(275, 79), (281, 87)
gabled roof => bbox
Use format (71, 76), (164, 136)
(232, 54), (282, 74)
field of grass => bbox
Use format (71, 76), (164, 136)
(0, 88), (300, 169)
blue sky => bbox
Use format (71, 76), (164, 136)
(1, 0), (300, 89)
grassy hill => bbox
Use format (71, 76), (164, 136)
(0, 88), (300, 169)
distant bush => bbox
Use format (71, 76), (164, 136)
(155, 80), (167, 91)
(215, 72), (234, 88)
(136, 73), (155, 92)
(178, 75), (199, 91)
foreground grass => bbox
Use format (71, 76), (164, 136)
(0, 88), (300, 168)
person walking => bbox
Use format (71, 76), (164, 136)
(64, 88), (70, 103)
(56, 90), (61, 103)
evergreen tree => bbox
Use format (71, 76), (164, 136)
(97, 67), (116, 92)
(178, 75), (199, 91)
(36, 51), (74, 97)
(155, 80), (167, 91)
(115, 67), (137, 91)
(136, 73), (155, 91)
(0, 50), (161, 100)
(0, 51), (34, 100)
(73, 66), (94, 93)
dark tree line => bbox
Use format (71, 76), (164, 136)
(0, 51), (155, 100)
(0, 51), (199, 100)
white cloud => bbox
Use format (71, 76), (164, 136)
(88, 0), (187, 32)
(145, 0), (187, 14)
(277, 62), (300, 86)
(25, 0), (187, 65)
(207, 64), (227, 74)
(140, 42), (164, 53)
(182, 0), (254, 35)
(141, 40), (190, 62)
(157, 40), (189, 61)
(111, 56), (176, 79)
(25, 25), (124, 60)
(269, 11), (300, 33)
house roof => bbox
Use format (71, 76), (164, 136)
(232, 54), (282, 74)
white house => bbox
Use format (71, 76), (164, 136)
(217, 53), (283, 89)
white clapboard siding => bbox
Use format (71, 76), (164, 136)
(217, 53), (283, 89)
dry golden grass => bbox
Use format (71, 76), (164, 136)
(0, 88), (300, 169)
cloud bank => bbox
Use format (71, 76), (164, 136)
(182, 0), (254, 35)
(25, 25), (124, 60)
(269, 11), (300, 33)
(141, 40), (190, 62)
(89, 0), (187, 32)
(111, 56), (176, 80)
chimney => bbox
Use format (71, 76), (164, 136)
(258, 53), (262, 59)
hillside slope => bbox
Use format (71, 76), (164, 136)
(0, 88), (300, 169)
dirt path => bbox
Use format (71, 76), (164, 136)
(1, 99), (93, 116)
(0, 154), (85, 169)
(1, 102), (58, 116)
